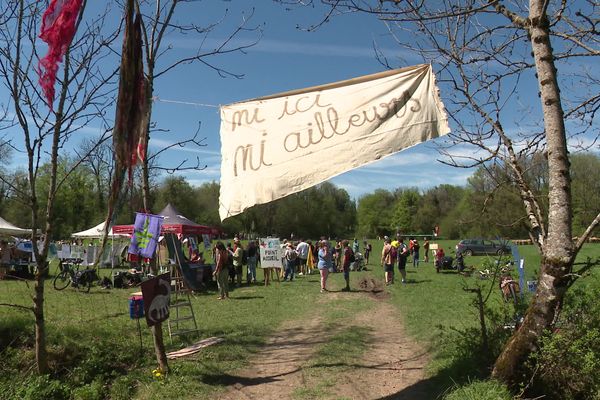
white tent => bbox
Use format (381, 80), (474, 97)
(0, 216), (31, 236)
(71, 221), (127, 239)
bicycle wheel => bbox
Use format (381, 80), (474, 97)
(53, 271), (71, 290)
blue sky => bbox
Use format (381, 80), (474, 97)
(140, 1), (472, 200)
(3, 1), (597, 201)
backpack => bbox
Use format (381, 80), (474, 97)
(242, 249), (248, 265)
(287, 249), (298, 261)
(349, 249), (356, 263)
(390, 245), (398, 261)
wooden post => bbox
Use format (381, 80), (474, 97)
(151, 323), (169, 372)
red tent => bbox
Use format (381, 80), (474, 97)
(112, 203), (220, 236)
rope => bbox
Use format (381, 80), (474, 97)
(152, 96), (220, 109)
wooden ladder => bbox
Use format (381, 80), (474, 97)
(167, 265), (199, 341)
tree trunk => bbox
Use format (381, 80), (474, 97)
(492, 0), (573, 385)
(33, 269), (48, 374)
(492, 257), (570, 383)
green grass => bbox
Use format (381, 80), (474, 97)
(0, 260), (378, 399)
(442, 379), (513, 400)
(366, 239), (600, 396)
(1, 240), (599, 399)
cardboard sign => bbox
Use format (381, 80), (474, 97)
(141, 273), (171, 327)
(259, 238), (281, 269)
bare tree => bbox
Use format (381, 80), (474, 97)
(286, 0), (600, 386)
(0, 0), (120, 373)
(77, 136), (114, 213)
(135, 0), (262, 210)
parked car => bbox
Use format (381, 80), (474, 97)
(455, 239), (511, 256)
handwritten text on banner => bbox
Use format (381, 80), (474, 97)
(219, 64), (450, 220)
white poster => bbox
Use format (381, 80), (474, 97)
(259, 238), (281, 269)
(219, 64), (450, 220)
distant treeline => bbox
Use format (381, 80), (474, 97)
(1, 153), (598, 240)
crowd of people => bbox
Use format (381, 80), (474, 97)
(380, 236), (434, 285)
(205, 235), (451, 299)
(208, 237), (374, 299)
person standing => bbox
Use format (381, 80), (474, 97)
(232, 239), (244, 286)
(412, 239), (420, 268)
(284, 242), (297, 281)
(381, 238), (394, 285)
(333, 240), (342, 272)
(352, 238), (359, 254)
(435, 247), (445, 273)
(246, 240), (258, 284)
(213, 242), (229, 300)
(363, 241), (372, 265)
(317, 240), (331, 293)
(296, 239), (309, 276)
(342, 240), (353, 291)
(226, 243), (235, 284)
(398, 238), (409, 283)
(423, 238), (430, 263)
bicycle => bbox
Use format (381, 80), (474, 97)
(53, 261), (98, 293)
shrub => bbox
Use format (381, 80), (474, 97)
(71, 378), (105, 400)
(529, 286), (600, 400)
(108, 375), (138, 400)
(15, 374), (71, 400)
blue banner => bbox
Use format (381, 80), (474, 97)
(511, 244), (525, 300)
(128, 213), (163, 258)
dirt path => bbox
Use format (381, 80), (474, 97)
(217, 277), (429, 400)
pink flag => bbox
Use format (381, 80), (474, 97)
(38, 0), (84, 109)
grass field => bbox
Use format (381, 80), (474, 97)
(1, 239), (599, 399)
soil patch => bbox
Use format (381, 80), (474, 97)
(217, 278), (428, 400)
(330, 300), (429, 399)
(358, 276), (390, 300)
(216, 316), (327, 400)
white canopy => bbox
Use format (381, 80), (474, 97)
(0, 216), (32, 236)
(71, 221), (126, 239)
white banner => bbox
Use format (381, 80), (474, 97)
(259, 238), (281, 269)
(219, 64), (450, 220)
